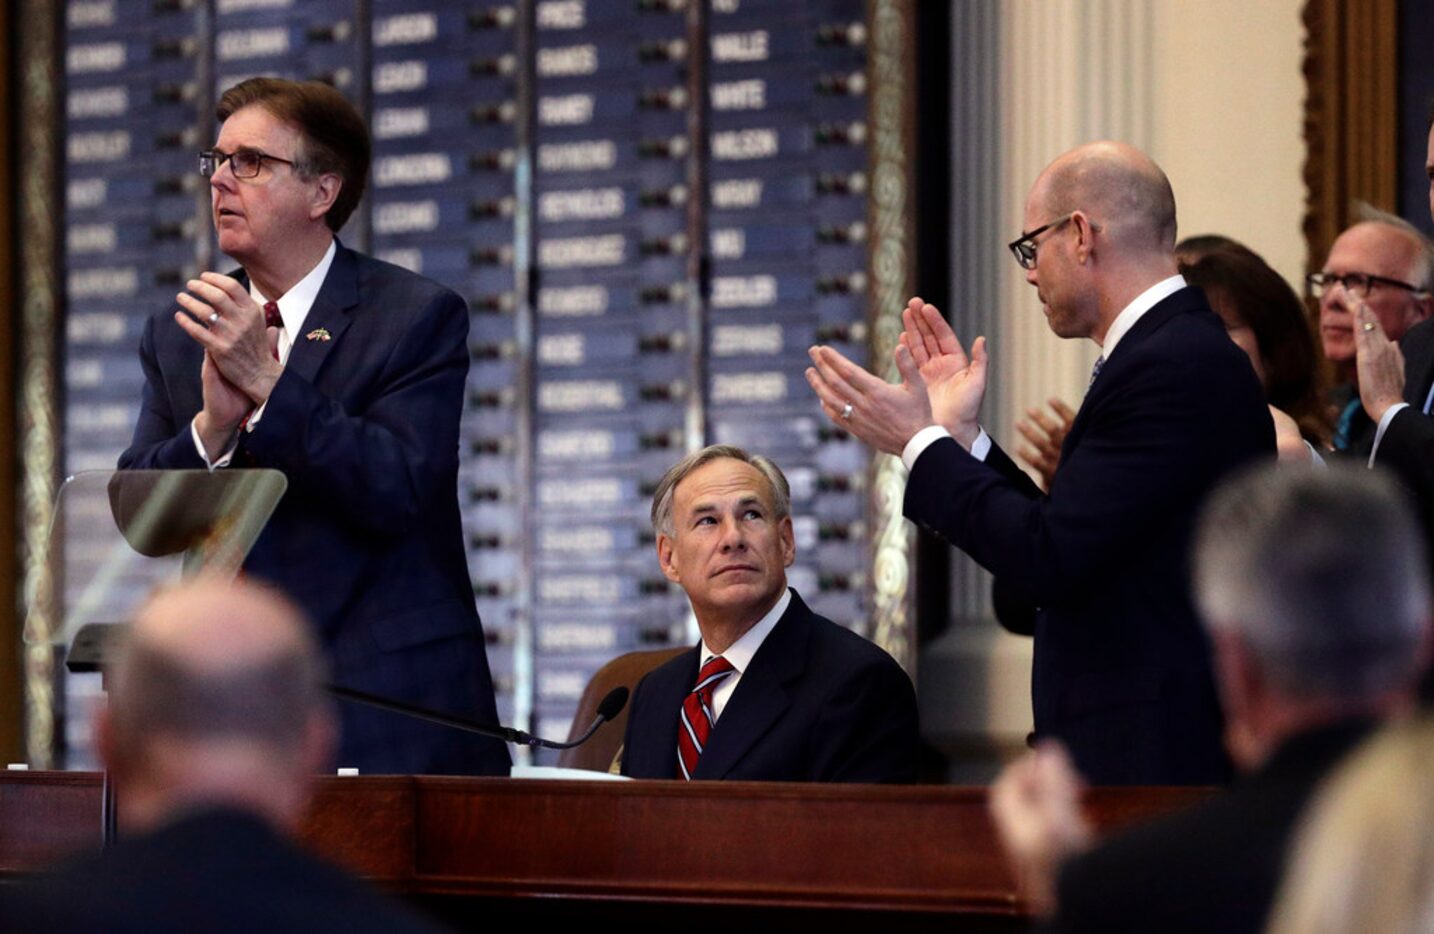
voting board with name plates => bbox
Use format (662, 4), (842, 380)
(44, 0), (917, 767)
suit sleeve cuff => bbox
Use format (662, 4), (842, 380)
(902, 425), (950, 471)
(1369, 402), (1411, 467)
(969, 429), (992, 462)
(902, 425), (990, 471)
(245, 399), (269, 433)
(191, 417), (237, 470)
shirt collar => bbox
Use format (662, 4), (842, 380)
(248, 238), (337, 336)
(700, 587), (791, 674)
(1100, 274), (1186, 359)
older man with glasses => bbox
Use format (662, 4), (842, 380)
(1345, 118), (1434, 596)
(119, 78), (509, 778)
(1307, 207), (1434, 455)
(806, 141), (1274, 785)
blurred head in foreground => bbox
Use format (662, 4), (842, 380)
(1193, 461), (1430, 767)
(100, 578), (335, 832)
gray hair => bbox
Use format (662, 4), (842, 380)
(1352, 201), (1434, 293)
(1194, 462), (1429, 701)
(651, 444), (791, 536)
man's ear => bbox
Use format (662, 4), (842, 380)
(1211, 628), (1261, 721)
(1209, 627), (1268, 769)
(308, 173), (342, 223)
(300, 707), (338, 777)
(1071, 210), (1097, 263)
(656, 532), (681, 583)
(779, 515), (795, 568)
(1415, 292), (1434, 323)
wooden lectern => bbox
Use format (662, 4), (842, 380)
(0, 771), (1209, 931)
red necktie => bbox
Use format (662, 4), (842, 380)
(677, 655), (735, 780)
(240, 301), (284, 430)
(263, 301), (281, 360)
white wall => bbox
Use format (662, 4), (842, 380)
(1149, 0), (1308, 285)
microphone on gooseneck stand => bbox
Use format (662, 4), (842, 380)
(325, 683), (629, 750)
(556, 686), (630, 750)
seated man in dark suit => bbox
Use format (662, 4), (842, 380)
(0, 578), (448, 933)
(989, 462), (1431, 934)
(621, 444), (918, 782)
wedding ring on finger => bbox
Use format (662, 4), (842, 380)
(1362, 322), (1376, 332)
(841, 402), (854, 420)
(208, 311), (220, 324)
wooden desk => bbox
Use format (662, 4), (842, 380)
(0, 772), (1209, 931)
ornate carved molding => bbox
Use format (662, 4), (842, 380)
(1302, 0), (1399, 272)
(17, 0), (59, 769)
(0, 0), (18, 762)
(866, 0), (917, 676)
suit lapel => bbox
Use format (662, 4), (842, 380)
(282, 242), (357, 387)
(694, 594), (811, 779)
(1060, 287), (1200, 460)
(630, 649), (698, 779)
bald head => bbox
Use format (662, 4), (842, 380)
(104, 579), (332, 828)
(1036, 141), (1178, 254)
(128, 578), (317, 675)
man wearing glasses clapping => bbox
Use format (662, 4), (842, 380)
(120, 78), (508, 778)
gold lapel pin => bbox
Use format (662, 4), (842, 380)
(305, 328), (332, 342)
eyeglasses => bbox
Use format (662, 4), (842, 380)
(198, 148), (296, 179)
(1306, 271), (1427, 300)
(1008, 214), (1076, 270)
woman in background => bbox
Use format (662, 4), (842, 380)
(1266, 716), (1434, 934)
(1181, 242), (1330, 456)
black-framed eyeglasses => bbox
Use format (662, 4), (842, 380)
(1008, 213), (1076, 270)
(1306, 271), (1429, 300)
(198, 148), (296, 179)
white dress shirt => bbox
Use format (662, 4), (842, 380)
(699, 587), (791, 722)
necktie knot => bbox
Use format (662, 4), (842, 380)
(693, 655), (735, 694)
(1087, 354), (1106, 391)
(263, 301), (282, 329)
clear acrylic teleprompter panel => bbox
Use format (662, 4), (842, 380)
(24, 468), (288, 648)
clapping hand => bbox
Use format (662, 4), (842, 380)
(899, 297), (988, 450)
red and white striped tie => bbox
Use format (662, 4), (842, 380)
(677, 655), (734, 780)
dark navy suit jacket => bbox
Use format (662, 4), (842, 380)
(905, 286), (1274, 785)
(1049, 721), (1372, 934)
(119, 243), (509, 776)
(1371, 317), (1434, 561)
(621, 590), (918, 782)
(1369, 318), (1434, 706)
(0, 808), (451, 933)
